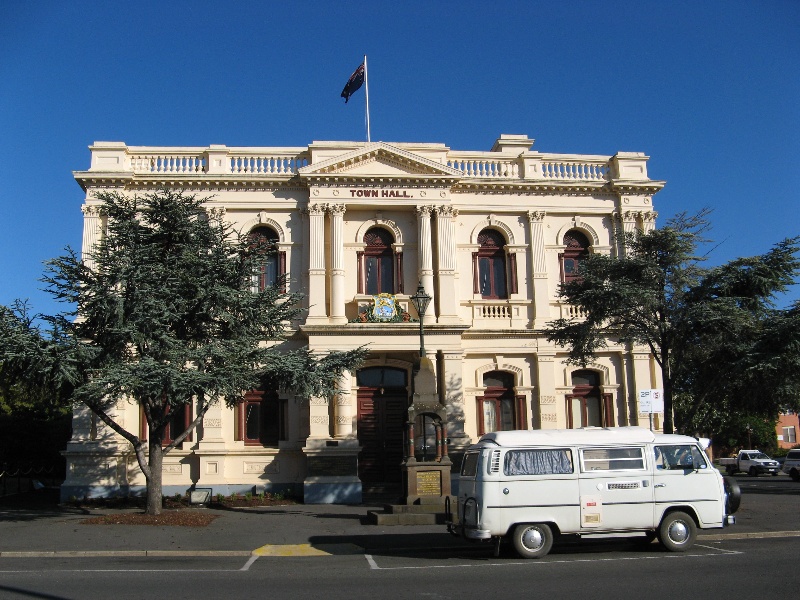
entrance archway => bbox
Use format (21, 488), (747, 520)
(356, 367), (408, 484)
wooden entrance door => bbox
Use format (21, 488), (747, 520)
(357, 388), (407, 483)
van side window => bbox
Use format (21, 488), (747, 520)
(504, 449), (573, 476)
(581, 447), (645, 471)
(461, 451), (480, 477)
(654, 444), (708, 470)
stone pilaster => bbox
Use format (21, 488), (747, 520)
(642, 210), (657, 234)
(328, 204), (347, 324)
(307, 396), (331, 439)
(306, 204), (327, 322)
(536, 352), (559, 429)
(435, 205), (459, 324)
(334, 370), (354, 438)
(440, 350), (468, 444)
(81, 204), (105, 268)
(527, 211), (550, 326)
(416, 205), (436, 323)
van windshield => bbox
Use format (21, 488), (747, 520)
(504, 449), (573, 476)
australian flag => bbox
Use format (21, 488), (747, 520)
(341, 63), (365, 103)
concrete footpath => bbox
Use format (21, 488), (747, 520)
(0, 490), (468, 557)
(1, 487), (797, 558)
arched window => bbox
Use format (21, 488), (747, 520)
(248, 226), (285, 292)
(560, 230), (590, 284)
(358, 227), (402, 294)
(477, 371), (526, 435)
(566, 369), (613, 428)
(473, 229), (515, 299)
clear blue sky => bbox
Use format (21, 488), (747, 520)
(1, 0), (798, 316)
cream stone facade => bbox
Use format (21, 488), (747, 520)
(62, 135), (665, 503)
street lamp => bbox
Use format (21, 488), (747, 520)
(409, 282), (431, 358)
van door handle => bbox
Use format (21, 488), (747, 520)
(654, 483), (666, 488)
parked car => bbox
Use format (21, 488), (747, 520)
(718, 450), (780, 476)
(781, 449), (800, 481)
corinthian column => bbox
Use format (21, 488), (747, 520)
(306, 204), (327, 322)
(435, 205), (459, 324)
(328, 204), (347, 324)
(416, 205), (435, 322)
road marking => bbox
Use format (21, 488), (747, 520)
(698, 530), (800, 541)
(365, 547), (743, 570)
(251, 543), (363, 557)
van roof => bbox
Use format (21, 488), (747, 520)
(478, 427), (656, 447)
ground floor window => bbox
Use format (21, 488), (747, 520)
(476, 371), (526, 435)
(566, 370), (613, 429)
(236, 389), (287, 446)
(139, 403), (192, 446)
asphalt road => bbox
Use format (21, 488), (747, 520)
(0, 473), (797, 600)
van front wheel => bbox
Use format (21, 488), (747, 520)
(658, 511), (697, 552)
(511, 523), (553, 559)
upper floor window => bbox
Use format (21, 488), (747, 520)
(358, 227), (402, 295)
(473, 229), (516, 299)
(248, 226), (285, 292)
(560, 230), (590, 284)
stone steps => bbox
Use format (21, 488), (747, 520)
(367, 496), (456, 526)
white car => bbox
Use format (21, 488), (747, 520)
(782, 449), (800, 481)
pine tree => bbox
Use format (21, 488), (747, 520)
(0, 190), (365, 514)
(545, 210), (799, 435)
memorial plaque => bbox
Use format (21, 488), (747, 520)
(416, 470), (442, 496)
(306, 456), (358, 477)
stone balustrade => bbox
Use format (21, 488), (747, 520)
(87, 143), (647, 183)
(447, 152), (612, 182)
(130, 152), (206, 174)
(447, 154), (520, 178)
(228, 151), (309, 175)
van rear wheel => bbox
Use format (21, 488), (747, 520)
(511, 523), (553, 559)
(658, 511), (697, 552)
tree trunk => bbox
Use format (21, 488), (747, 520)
(663, 363), (674, 434)
(146, 437), (163, 515)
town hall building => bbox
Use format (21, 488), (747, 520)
(61, 134), (665, 503)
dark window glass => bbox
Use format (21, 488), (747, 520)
(461, 452), (480, 477)
(241, 389), (287, 447)
(356, 367), (407, 388)
(571, 370), (599, 387)
(163, 404), (190, 445)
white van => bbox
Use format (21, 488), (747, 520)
(446, 427), (738, 558)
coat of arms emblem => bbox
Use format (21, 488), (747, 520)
(372, 293), (398, 320)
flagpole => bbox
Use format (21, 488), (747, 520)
(364, 54), (371, 142)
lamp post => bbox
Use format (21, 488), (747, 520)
(409, 282), (432, 358)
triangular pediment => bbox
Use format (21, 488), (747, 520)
(298, 142), (461, 179)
